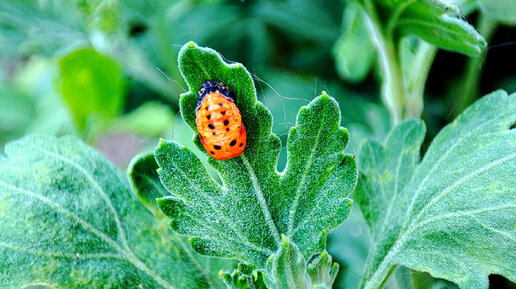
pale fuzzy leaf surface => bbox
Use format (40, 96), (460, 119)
(127, 151), (235, 288)
(356, 91), (516, 289)
(264, 236), (310, 289)
(478, 0), (516, 24)
(0, 135), (223, 289)
(156, 42), (357, 269)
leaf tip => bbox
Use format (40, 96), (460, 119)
(186, 41), (196, 49)
(281, 234), (289, 248)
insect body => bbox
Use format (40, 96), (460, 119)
(195, 81), (247, 160)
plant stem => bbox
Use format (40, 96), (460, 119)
(404, 41), (437, 119)
(361, 252), (397, 289)
(454, 14), (497, 117)
(363, 0), (405, 125)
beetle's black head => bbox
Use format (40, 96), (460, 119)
(196, 81), (233, 109)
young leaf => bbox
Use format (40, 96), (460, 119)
(0, 135), (226, 288)
(156, 42), (357, 269)
(356, 91), (516, 289)
(264, 236), (311, 289)
(307, 251), (340, 289)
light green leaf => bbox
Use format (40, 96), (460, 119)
(478, 0), (516, 24)
(156, 42), (357, 270)
(356, 91), (516, 289)
(57, 48), (125, 132)
(0, 135), (226, 288)
(333, 2), (375, 82)
(264, 236), (310, 289)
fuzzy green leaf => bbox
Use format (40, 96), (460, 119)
(356, 91), (516, 289)
(156, 42), (357, 269)
(0, 135), (225, 288)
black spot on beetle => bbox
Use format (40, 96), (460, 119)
(230, 140), (237, 146)
(219, 103), (224, 107)
(223, 120), (229, 126)
(239, 143), (243, 147)
(212, 132), (216, 135)
(207, 115), (211, 120)
(226, 128), (230, 132)
(210, 151), (215, 154)
(221, 111), (226, 116)
(214, 145), (221, 150)
(208, 124), (215, 129)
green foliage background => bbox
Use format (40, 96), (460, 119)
(0, 0), (515, 288)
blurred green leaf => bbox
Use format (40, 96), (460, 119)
(0, 134), (229, 288)
(156, 43), (356, 273)
(356, 91), (516, 289)
(478, 0), (516, 24)
(333, 2), (375, 83)
(57, 48), (126, 133)
(114, 101), (174, 137)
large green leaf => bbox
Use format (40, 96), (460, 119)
(0, 135), (227, 288)
(156, 42), (357, 272)
(356, 91), (516, 289)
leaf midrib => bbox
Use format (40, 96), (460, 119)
(287, 112), (326, 236)
(363, 153), (516, 289)
(168, 152), (274, 255)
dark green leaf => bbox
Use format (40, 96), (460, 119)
(0, 135), (227, 288)
(156, 42), (357, 270)
(356, 91), (516, 289)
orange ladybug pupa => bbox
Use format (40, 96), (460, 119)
(195, 81), (247, 160)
